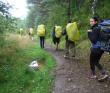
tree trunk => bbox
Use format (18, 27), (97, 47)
(92, 0), (104, 22)
(67, 0), (70, 18)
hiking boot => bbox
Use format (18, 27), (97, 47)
(98, 75), (108, 81)
(64, 55), (69, 59)
(72, 57), (75, 60)
(88, 74), (97, 79)
(56, 47), (58, 51)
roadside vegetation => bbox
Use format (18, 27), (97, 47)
(0, 34), (56, 93)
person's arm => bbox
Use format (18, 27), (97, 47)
(61, 27), (66, 35)
(88, 27), (99, 43)
(52, 27), (55, 37)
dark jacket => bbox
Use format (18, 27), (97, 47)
(52, 26), (60, 44)
(61, 27), (68, 41)
(52, 27), (55, 37)
(88, 24), (104, 54)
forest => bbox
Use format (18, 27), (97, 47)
(22, 0), (110, 40)
(0, 0), (110, 93)
(1, 0), (110, 40)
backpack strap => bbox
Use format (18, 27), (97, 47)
(92, 41), (101, 48)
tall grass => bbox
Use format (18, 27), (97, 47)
(0, 34), (56, 93)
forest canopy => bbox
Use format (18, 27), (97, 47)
(22, 0), (109, 39)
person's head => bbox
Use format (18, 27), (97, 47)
(90, 17), (98, 26)
(67, 20), (71, 24)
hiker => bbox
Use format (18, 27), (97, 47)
(20, 28), (23, 36)
(61, 20), (76, 60)
(88, 17), (108, 81)
(52, 25), (62, 50)
(27, 28), (34, 40)
(37, 24), (46, 49)
(30, 28), (34, 40)
(27, 28), (31, 38)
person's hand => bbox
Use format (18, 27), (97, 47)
(88, 29), (92, 32)
(61, 31), (63, 34)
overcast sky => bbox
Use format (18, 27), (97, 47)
(3, 0), (28, 19)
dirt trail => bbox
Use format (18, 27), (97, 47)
(18, 35), (110, 93)
(43, 43), (110, 93)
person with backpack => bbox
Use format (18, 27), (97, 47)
(88, 17), (108, 81)
(52, 25), (62, 50)
(27, 28), (31, 38)
(37, 24), (46, 49)
(27, 28), (34, 40)
(30, 28), (34, 40)
(20, 28), (23, 36)
(61, 20), (77, 60)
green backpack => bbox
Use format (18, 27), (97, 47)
(37, 25), (45, 36)
(66, 22), (80, 42)
(55, 26), (62, 38)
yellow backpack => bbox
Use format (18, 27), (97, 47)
(30, 28), (34, 35)
(20, 28), (23, 35)
(66, 22), (80, 42)
(55, 26), (62, 38)
(37, 25), (45, 36)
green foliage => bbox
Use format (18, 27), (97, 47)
(0, 35), (56, 93)
(0, 1), (18, 49)
(76, 40), (90, 49)
(0, 15), (4, 33)
(96, 0), (110, 20)
(45, 3), (68, 37)
(0, 1), (12, 16)
(18, 0), (110, 40)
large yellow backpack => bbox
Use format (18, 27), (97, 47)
(30, 28), (34, 35)
(55, 26), (62, 38)
(20, 28), (23, 35)
(37, 25), (45, 37)
(66, 22), (80, 42)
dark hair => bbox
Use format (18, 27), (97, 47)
(67, 20), (71, 23)
(91, 17), (98, 23)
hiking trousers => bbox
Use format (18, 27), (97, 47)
(40, 36), (45, 48)
(90, 52), (103, 71)
(65, 40), (75, 57)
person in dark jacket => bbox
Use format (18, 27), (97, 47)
(52, 25), (60, 50)
(88, 17), (108, 81)
(61, 20), (75, 59)
(40, 27), (46, 49)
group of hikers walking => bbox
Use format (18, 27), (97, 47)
(52, 20), (79, 60)
(20, 17), (109, 82)
(19, 28), (34, 40)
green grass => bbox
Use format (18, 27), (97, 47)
(75, 40), (90, 50)
(0, 34), (56, 93)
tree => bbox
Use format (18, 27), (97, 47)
(92, 0), (104, 22)
(0, 1), (17, 47)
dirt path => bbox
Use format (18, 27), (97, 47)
(42, 42), (110, 93)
